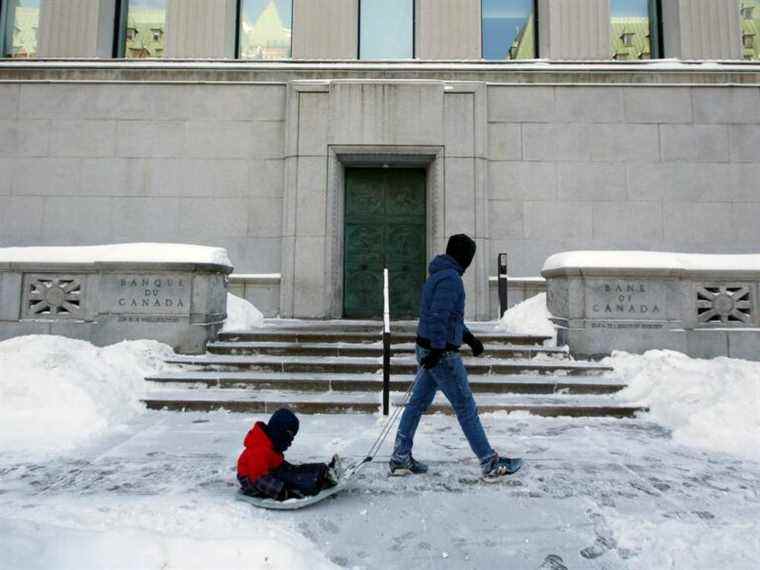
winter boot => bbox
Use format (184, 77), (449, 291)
(389, 455), (429, 476)
(482, 455), (523, 482)
(326, 454), (343, 485)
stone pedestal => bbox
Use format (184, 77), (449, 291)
(537, 0), (611, 60)
(0, 246), (233, 354)
(165, 0), (238, 59)
(662, 0), (743, 60)
(415, 0), (481, 60)
(37, 0), (117, 58)
(291, 0), (358, 59)
(543, 252), (760, 361)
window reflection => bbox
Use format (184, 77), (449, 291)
(740, 0), (760, 60)
(482, 0), (536, 60)
(239, 0), (292, 59)
(611, 0), (654, 60)
(125, 0), (166, 59)
(3, 0), (39, 58)
(360, 0), (414, 59)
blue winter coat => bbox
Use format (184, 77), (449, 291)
(417, 255), (471, 350)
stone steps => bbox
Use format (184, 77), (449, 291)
(218, 331), (551, 346)
(206, 340), (568, 359)
(142, 389), (646, 418)
(145, 320), (636, 419)
(164, 354), (612, 376)
(145, 371), (627, 395)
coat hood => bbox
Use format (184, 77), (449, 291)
(243, 422), (272, 449)
(445, 234), (477, 271)
(429, 254), (465, 276)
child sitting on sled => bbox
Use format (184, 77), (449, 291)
(237, 408), (340, 501)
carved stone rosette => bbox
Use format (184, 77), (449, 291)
(696, 284), (752, 326)
(23, 275), (83, 319)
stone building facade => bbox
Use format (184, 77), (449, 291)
(0, 0), (759, 320)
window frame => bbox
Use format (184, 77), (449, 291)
(610, 0), (663, 60)
(480, 0), (540, 61)
(116, 0), (168, 59)
(358, 0), (416, 60)
(1, 0), (41, 59)
(235, 0), (294, 60)
(0, 0), (7, 58)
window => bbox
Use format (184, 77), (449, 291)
(120, 0), (166, 59)
(2, 0), (39, 58)
(359, 0), (414, 59)
(482, 0), (537, 60)
(611, 0), (662, 60)
(740, 1), (760, 60)
(238, 0), (292, 59)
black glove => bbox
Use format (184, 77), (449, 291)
(463, 331), (484, 357)
(420, 348), (444, 369)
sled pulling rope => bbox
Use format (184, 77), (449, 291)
(343, 367), (422, 480)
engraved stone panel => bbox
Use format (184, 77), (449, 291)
(101, 274), (191, 315)
(696, 284), (752, 326)
(23, 275), (84, 319)
(585, 279), (666, 321)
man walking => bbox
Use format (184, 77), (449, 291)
(389, 234), (523, 481)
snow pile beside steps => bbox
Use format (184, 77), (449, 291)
(495, 293), (556, 342)
(0, 336), (174, 458)
(222, 293), (264, 331)
(610, 350), (760, 462)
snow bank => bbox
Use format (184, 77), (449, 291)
(495, 293), (556, 341)
(0, 336), (174, 458)
(1, 496), (338, 570)
(610, 350), (760, 462)
(222, 293), (264, 331)
(543, 250), (760, 273)
(0, 243), (232, 266)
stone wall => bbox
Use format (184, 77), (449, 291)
(1, 65), (759, 319)
(0, 82), (286, 290)
(487, 84), (760, 291)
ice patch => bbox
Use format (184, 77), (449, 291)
(496, 293), (556, 342)
(0, 336), (174, 458)
(223, 293), (264, 331)
(610, 350), (760, 462)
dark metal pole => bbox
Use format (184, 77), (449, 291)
(382, 330), (391, 416)
(382, 268), (391, 416)
(498, 253), (508, 317)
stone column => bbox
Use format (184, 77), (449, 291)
(292, 0), (358, 59)
(37, 0), (117, 58)
(164, 0), (238, 58)
(415, 0), (481, 60)
(537, 0), (611, 60)
(661, 0), (742, 59)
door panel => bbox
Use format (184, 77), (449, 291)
(344, 168), (427, 319)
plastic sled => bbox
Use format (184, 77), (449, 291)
(236, 478), (351, 511)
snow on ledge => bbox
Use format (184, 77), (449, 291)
(0, 243), (233, 267)
(543, 251), (760, 274)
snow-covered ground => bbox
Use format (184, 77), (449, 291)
(1, 327), (760, 569)
(1, 411), (758, 570)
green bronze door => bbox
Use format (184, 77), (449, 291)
(344, 168), (427, 319)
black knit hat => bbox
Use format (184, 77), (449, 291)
(267, 408), (299, 452)
(446, 234), (477, 271)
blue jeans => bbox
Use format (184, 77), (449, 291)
(391, 346), (497, 466)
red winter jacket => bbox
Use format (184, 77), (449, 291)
(237, 422), (284, 481)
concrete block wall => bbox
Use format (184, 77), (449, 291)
(0, 83), (288, 285)
(487, 84), (760, 282)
